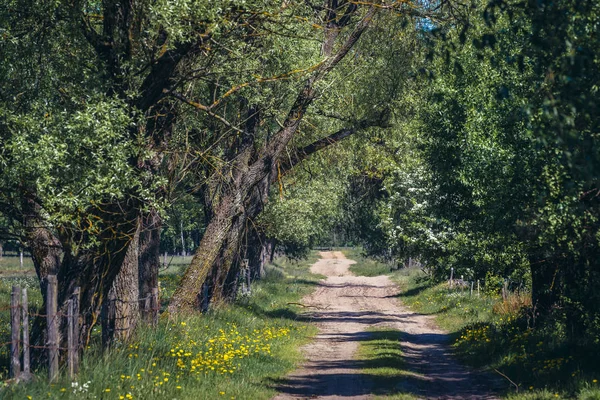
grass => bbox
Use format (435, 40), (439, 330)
(0, 252), (322, 399)
(356, 328), (417, 400)
(0, 255), (36, 275)
(386, 268), (600, 399)
(341, 248), (393, 277)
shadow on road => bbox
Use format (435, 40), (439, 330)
(270, 328), (504, 399)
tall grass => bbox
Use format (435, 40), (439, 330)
(0, 253), (321, 399)
(391, 269), (600, 399)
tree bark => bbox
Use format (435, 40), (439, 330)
(21, 196), (63, 363)
(101, 219), (141, 346)
(247, 229), (268, 281)
(168, 193), (240, 312)
(139, 210), (161, 322)
(168, 6), (377, 314)
(54, 202), (139, 348)
(21, 196), (62, 295)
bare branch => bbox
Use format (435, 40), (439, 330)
(167, 90), (244, 134)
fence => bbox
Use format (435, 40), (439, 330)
(448, 267), (482, 297)
(448, 267), (517, 299)
(4, 275), (159, 382)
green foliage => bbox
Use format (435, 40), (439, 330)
(261, 177), (345, 258)
(0, 253), (319, 398)
(345, 0), (600, 348)
(394, 268), (600, 398)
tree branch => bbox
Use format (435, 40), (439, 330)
(167, 90), (244, 134)
(257, 5), (378, 165)
(278, 111), (390, 175)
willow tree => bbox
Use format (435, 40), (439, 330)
(165, 0), (453, 310)
(166, 1), (384, 311)
(1, 0), (298, 346)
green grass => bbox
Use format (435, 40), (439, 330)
(388, 268), (600, 399)
(392, 270), (498, 332)
(0, 255), (35, 275)
(0, 252), (322, 399)
(158, 255), (194, 275)
(341, 248), (393, 277)
(356, 328), (418, 400)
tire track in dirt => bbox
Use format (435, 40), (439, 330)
(272, 251), (503, 400)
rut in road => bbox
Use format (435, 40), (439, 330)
(272, 251), (503, 400)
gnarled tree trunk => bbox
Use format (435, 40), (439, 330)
(55, 202), (139, 348)
(101, 219), (141, 346)
(168, 5), (378, 314)
(139, 210), (162, 321)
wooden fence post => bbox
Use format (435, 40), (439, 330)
(470, 281), (474, 297)
(449, 268), (454, 288)
(22, 288), (30, 376)
(10, 286), (21, 379)
(47, 275), (59, 382)
(151, 287), (159, 327)
(72, 287), (80, 375)
(477, 280), (480, 296)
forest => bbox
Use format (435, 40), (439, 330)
(1, 0), (599, 399)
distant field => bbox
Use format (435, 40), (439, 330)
(159, 255), (194, 274)
(0, 254), (194, 277)
(0, 254), (35, 276)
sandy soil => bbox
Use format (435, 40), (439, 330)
(272, 251), (503, 400)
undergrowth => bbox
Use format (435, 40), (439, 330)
(390, 269), (600, 399)
(0, 253), (320, 399)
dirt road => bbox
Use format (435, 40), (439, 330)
(272, 251), (502, 400)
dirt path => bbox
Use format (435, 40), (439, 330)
(272, 251), (502, 400)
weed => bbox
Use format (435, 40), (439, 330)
(391, 269), (600, 399)
(0, 253), (320, 399)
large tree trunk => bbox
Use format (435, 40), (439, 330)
(211, 212), (246, 304)
(101, 220), (141, 346)
(139, 210), (162, 321)
(55, 203), (139, 348)
(168, 6), (377, 314)
(21, 196), (64, 362)
(168, 194), (240, 312)
(247, 229), (268, 281)
(22, 197), (62, 295)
